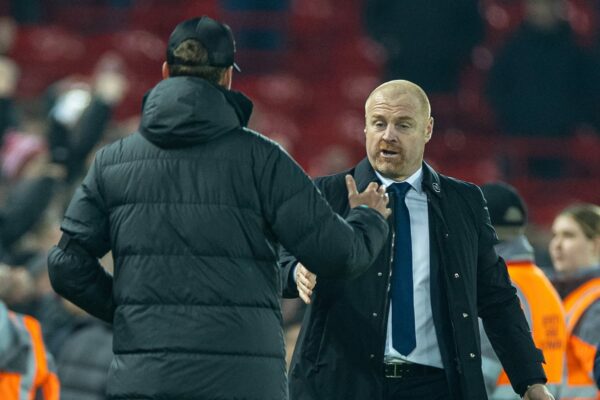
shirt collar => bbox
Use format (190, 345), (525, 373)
(375, 167), (424, 194)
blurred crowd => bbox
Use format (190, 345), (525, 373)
(0, 0), (598, 399)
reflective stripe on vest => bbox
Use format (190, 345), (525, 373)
(487, 260), (566, 400)
(7, 312), (37, 400)
(0, 313), (59, 400)
(562, 278), (600, 400)
(21, 314), (59, 400)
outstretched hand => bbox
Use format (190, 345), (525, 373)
(345, 175), (391, 219)
(295, 263), (317, 304)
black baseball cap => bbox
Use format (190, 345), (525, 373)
(481, 182), (527, 227)
(166, 16), (240, 71)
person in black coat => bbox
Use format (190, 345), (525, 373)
(282, 80), (554, 400)
(486, 0), (599, 137)
(47, 16), (391, 400)
(363, 0), (483, 94)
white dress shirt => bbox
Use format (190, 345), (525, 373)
(376, 168), (443, 368)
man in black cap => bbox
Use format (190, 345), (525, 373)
(480, 182), (566, 400)
(47, 16), (391, 400)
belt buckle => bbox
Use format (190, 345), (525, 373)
(385, 362), (406, 378)
(394, 364), (403, 379)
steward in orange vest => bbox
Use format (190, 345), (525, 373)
(550, 202), (600, 400)
(594, 344), (599, 390)
(481, 183), (564, 399)
(0, 301), (60, 400)
(556, 275), (600, 400)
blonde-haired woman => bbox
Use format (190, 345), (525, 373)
(550, 203), (600, 400)
(550, 204), (600, 285)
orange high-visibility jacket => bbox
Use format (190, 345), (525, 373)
(482, 259), (566, 399)
(561, 277), (600, 400)
(0, 307), (60, 400)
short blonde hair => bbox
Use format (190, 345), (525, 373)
(365, 80), (431, 119)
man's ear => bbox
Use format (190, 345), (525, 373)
(162, 62), (170, 79)
(221, 67), (233, 90)
(425, 117), (434, 143)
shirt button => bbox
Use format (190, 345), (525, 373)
(372, 312), (378, 317)
(462, 313), (469, 318)
(469, 353), (476, 359)
(370, 354), (375, 359)
(377, 272), (383, 277)
(444, 233), (449, 239)
(454, 273), (460, 279)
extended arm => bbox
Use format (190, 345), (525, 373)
(260, 146), (389, 280)
(475, 188), (548, 398)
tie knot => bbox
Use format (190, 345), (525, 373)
(388, 182), (411, 198)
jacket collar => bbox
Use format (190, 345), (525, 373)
(353, 158), (379, 192)
(353, 158), (442, 197)
(214, 84), (253, 127)
(139, 77), (253, 149)
(421, 162), (442, 199)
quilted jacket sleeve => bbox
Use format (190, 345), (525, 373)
(257, 145), (388, 280)
(474, 186), (546, 395)
(48, 153), (114, 323)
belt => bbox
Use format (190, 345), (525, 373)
(384, 362), (444, 379)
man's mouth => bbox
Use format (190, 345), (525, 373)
(379, 149), (399, 158)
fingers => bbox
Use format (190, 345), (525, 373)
(345, 175), (358, 197)
(298, 278), (312, 304)
(382, 207), (392, 219)
(298, 265), (317, 291)
(299, 282), (312, 304)
(366, 181), (379, 191)
(377, 184), (389, 205)
(346, 177), (390, 218)
(296, 264), (317, 305)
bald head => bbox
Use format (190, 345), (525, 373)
(363, 79), (433, 181)
(365, 80), (431, 121)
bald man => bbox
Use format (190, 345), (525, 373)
(281, 80), (553, 400)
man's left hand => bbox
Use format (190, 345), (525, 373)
(523, 384), (554, 400)
(295, 263), (317, 305)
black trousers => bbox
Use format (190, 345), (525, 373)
(383, 368), (452, 400)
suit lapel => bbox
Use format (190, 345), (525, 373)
(353, 158), (380, 191)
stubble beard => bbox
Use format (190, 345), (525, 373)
(375, 154), (406, 181)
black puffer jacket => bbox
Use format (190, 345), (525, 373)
(48, 77), (389, 400)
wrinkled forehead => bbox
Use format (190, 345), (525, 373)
(365, 90), (423, 119)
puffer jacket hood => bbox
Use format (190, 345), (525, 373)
(139, 76), (253, 149)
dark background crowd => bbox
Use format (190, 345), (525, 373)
(0, 0), (598, 398)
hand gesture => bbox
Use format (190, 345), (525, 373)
(523, 384), (554, 400)
(345, 175), (391, 219)
(295, 263), (317, 304)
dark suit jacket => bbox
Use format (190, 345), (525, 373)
(281, 159), (546, 400)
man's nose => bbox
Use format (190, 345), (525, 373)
(382, 125), (397, 141)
